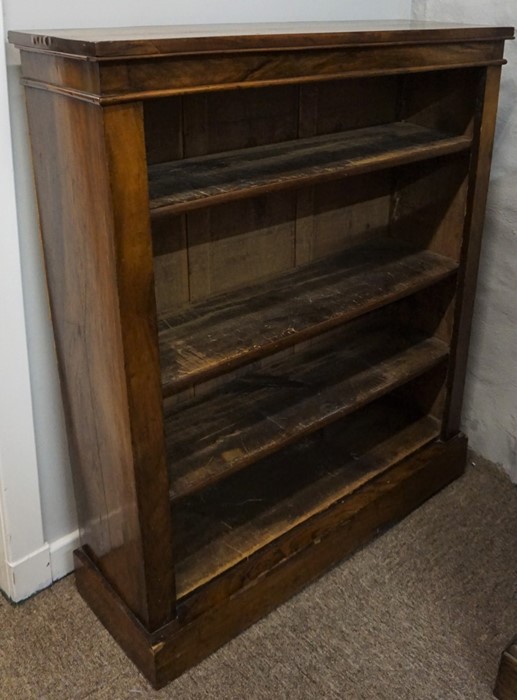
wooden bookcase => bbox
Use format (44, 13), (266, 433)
(10, 21), (513, 689)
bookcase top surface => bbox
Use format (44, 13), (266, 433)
(9, 21), (514, 60)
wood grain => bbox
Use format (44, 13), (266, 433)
(102, 103), (176, 628)
(9, 22), (513, 58)
(159, 240), (457, 393)
(47, 42), (509, 105)
(184, 194), (296, 305)
(148, 122), (472, 216)
(444, 66), (504, 436)
(157, 435), (467, 686)
(390, 154), (470, 262)
(12, 24), (511, 106)
(75, 435), (467, 688)
(165, 315), (449, 499)
(174, 396), (441, 596)
(24, 88), (174, 630)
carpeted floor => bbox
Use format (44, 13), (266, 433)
(1, 455), (517, 699)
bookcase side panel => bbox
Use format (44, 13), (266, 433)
(444, 65), (504, 436)
(24, 84), (174, 630)
(102, 102), (176, 627)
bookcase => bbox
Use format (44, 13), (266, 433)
(9, 21), (513, 689)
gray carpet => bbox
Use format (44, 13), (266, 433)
(1, 455), (517, 699)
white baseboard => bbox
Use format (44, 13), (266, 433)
(4, 543), (51, 602)
(49, 529), (81, 582)
(1, 529), (80, 602)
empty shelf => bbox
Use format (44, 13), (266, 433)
(173, 396), (441, 598)
(148, 121), (471, 216)
(165, 317), (448, 500)
(159, 239), (457, 395)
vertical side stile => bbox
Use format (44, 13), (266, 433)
(444, 66), (503, 437)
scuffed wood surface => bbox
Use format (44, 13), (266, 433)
(174, 397), (440, 596)
(165, 316), (449, 499)
(9, 22), (514, 59)
(149, 122), (471, 215)
(159, 239), (457, 394)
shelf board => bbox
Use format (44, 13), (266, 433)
(173, 396), (441, 598)
(165, 317), (448, 500)
(148, 122), (471, 216)
(159, 239), (457, 395)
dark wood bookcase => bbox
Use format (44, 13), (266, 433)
(10, 21), (513, 689)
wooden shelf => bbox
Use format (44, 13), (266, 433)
(165, 317), (448, 500)
(159, 239), (457, 395)
(148, 122), (471, 216)
(173, 396), (441, 598)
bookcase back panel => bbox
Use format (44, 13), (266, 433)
(395, 277), (458, 345)
(144, 96), (183, 165)
(152, 215), (190, 312)
(298, 77), (399, 136)
(394, 363), (449, 423)
(151, 173), (393, 315)
(184, 87), (300, 157)
(295, 172), (392, 266)
(144, 77), (401, 166)
(143, 70), (479, 169)
(400, 67), (482, 137)
(186, 194), (297, 301)
(390, 153), (471, 261)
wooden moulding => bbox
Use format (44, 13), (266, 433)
(496, 640), (517, 699)
(20, 43), (507, 105)
(75, 433), (467, 689)
(8, 23), (515, 59)
(10, 23), (511, 105)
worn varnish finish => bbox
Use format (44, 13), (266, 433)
(165, 317), (448, 499)
(148, 122), (471, 216)
(11, 22), (512, 689)
(23, 89), (174, 630)
(76, 434), (467, 688)
(159, 240), (457, 393)
(18, 42), (508, 105)
(174, 396), (441, 597)
(444, 66), (505, 436)
(9, 22), (514, 58)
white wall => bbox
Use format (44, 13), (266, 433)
(413, 1), (517, 481)
(4, 0), (412, 32)
(1, 1), (412, 599)
(0, 0), (51, 601)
